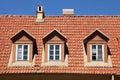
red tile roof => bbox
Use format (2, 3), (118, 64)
(0, 15), (120, 74)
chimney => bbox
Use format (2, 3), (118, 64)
(36, 5), (44, 22)
(62, 9), (74, 16)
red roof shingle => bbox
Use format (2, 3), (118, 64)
(0, 15), (120, 74)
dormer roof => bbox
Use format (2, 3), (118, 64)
(84, 29), (109, 43)
(11, 29), (36, 43)
(43, 29), (67, 43)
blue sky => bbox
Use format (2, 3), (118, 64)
(0, 0), (120, 15)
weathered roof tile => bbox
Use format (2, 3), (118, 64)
(0, 15), (120, 74)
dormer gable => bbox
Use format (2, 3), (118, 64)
(84, 29), (109, 44)
(43, 29), (67, 44)
(11, 29), (36, 43)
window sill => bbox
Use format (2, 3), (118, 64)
(8, 61), (34, 67)
(84, 61), (112, 67)
(8, 52), (36, 67)
(41, 61), (68, 66)
(84, 55), (112, 67)
(41, 55), (68, 66)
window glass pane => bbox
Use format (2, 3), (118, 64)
(24, 45), (28, 49)
(49, 45), (54, 60)
(23, 51), (28, 60)
(17, 45), (22, 60)
(23, 56), (27, 60)
(98, 45), (103, 60)
(92, 56), (96, 60)
(49, 56), (53, 60)
(92, 45), (96, 60)
(55, 51), (59, 55)
(50, 51), (54, 55)
(55, 56), (59, 60)
(55, 45), (59, 50)
(17, 52), (22, 60)
(24, 51), (28, 55)
(92, 53), (96, 55)
(55, 45), (60, 60)
(98, 45), (102, 51)
(92, 45), (96, 53)
(98, 53), (102, 60)
(24, 45), (28, 50)
(18, 45), (22, 51)
(23, 45), (28, 53)
(50, 45), (54, 50)
(92, 53), (96, 60)
(23, 45), (28, 60)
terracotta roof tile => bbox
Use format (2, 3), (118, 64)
(1, 15), (120, 74)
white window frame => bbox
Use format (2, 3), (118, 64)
(48, 44), (61, 61)
(16, 44), (30, 61)
(90, 44), (104, 61)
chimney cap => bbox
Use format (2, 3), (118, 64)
(62, 9), (74, 15)
(37, 5), (43, 12)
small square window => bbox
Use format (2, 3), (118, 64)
(16, 44), (29, 61)
(48, 44), (61, 61)
(90, 44), (104, 61)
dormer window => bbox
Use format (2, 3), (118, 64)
(83, 29), (112, 67)
(8, 29), (36, 66)
(42, 29), (68, 66)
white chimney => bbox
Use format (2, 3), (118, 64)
(62, 9), (74, 16)
(36, 5), (44, 22)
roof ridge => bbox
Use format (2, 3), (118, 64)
(1, 14), (120, 17)
(0, 14), (35, 17)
